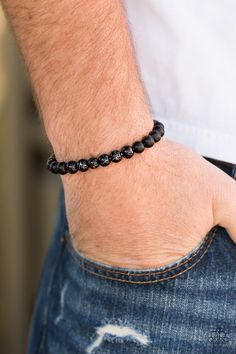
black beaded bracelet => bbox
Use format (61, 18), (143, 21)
(47, 119), (165, 174)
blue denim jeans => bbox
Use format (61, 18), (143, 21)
(28, 157), (236, 354)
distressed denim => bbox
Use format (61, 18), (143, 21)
(28, 157), (236, 354)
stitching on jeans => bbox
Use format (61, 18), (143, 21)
(67, 226), (218, 277)
(67, 227), (217, 276)
(81, 232), (211, 275)
(75, 232), (216, 284)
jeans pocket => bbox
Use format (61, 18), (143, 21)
(64, 225), (219, 284)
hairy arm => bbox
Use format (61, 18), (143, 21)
(2, 0), (236, 267)
(2, 0), (152, 158)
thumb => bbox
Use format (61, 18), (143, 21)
(213, 171), (236, 243)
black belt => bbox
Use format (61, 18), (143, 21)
(204, 156), (236, 180)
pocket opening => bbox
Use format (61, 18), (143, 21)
(64, 226), (219, 284)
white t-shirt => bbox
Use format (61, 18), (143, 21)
(124, 0), (236, 164)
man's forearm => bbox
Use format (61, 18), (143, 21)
(2, 0), (168, 264)
(2, 0), (152, 159)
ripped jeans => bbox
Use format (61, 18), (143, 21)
(28, 157), (236, 354)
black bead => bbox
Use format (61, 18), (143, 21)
(121, 145), (134, 159)
(87, 157), (99, 169)
(109, 150), (122, 163)
(67, 161), (79, 174)
(160, 125), (165, 136)
(58, 162), (68, 175)
(149, 129), (162, 142)
(49, 161), (59, 174)
(132, 141), (145, 153)
(78, 159), (89, 172)
(98, 154), (110, 166)
(154, 119), (163, 127)
(47, 156), (56, 164)
(47, 159), (56, 170)
(142, 135), (155, 148)
(154, 121), (165, 136)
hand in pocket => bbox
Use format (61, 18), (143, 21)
(62, 138), (236, 269)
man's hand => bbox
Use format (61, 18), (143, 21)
(62, 137), (236, 268)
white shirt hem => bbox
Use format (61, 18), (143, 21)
(156, 117), (236, 164)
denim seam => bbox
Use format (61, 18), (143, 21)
(75, 232), (215, 284)
(67, 227), (218, 284)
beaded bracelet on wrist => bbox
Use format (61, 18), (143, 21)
(47, 119), (165, 174)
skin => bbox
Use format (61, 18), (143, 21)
(2, 0), (236, 268)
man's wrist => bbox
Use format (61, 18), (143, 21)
(49, 114), (154, 162)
